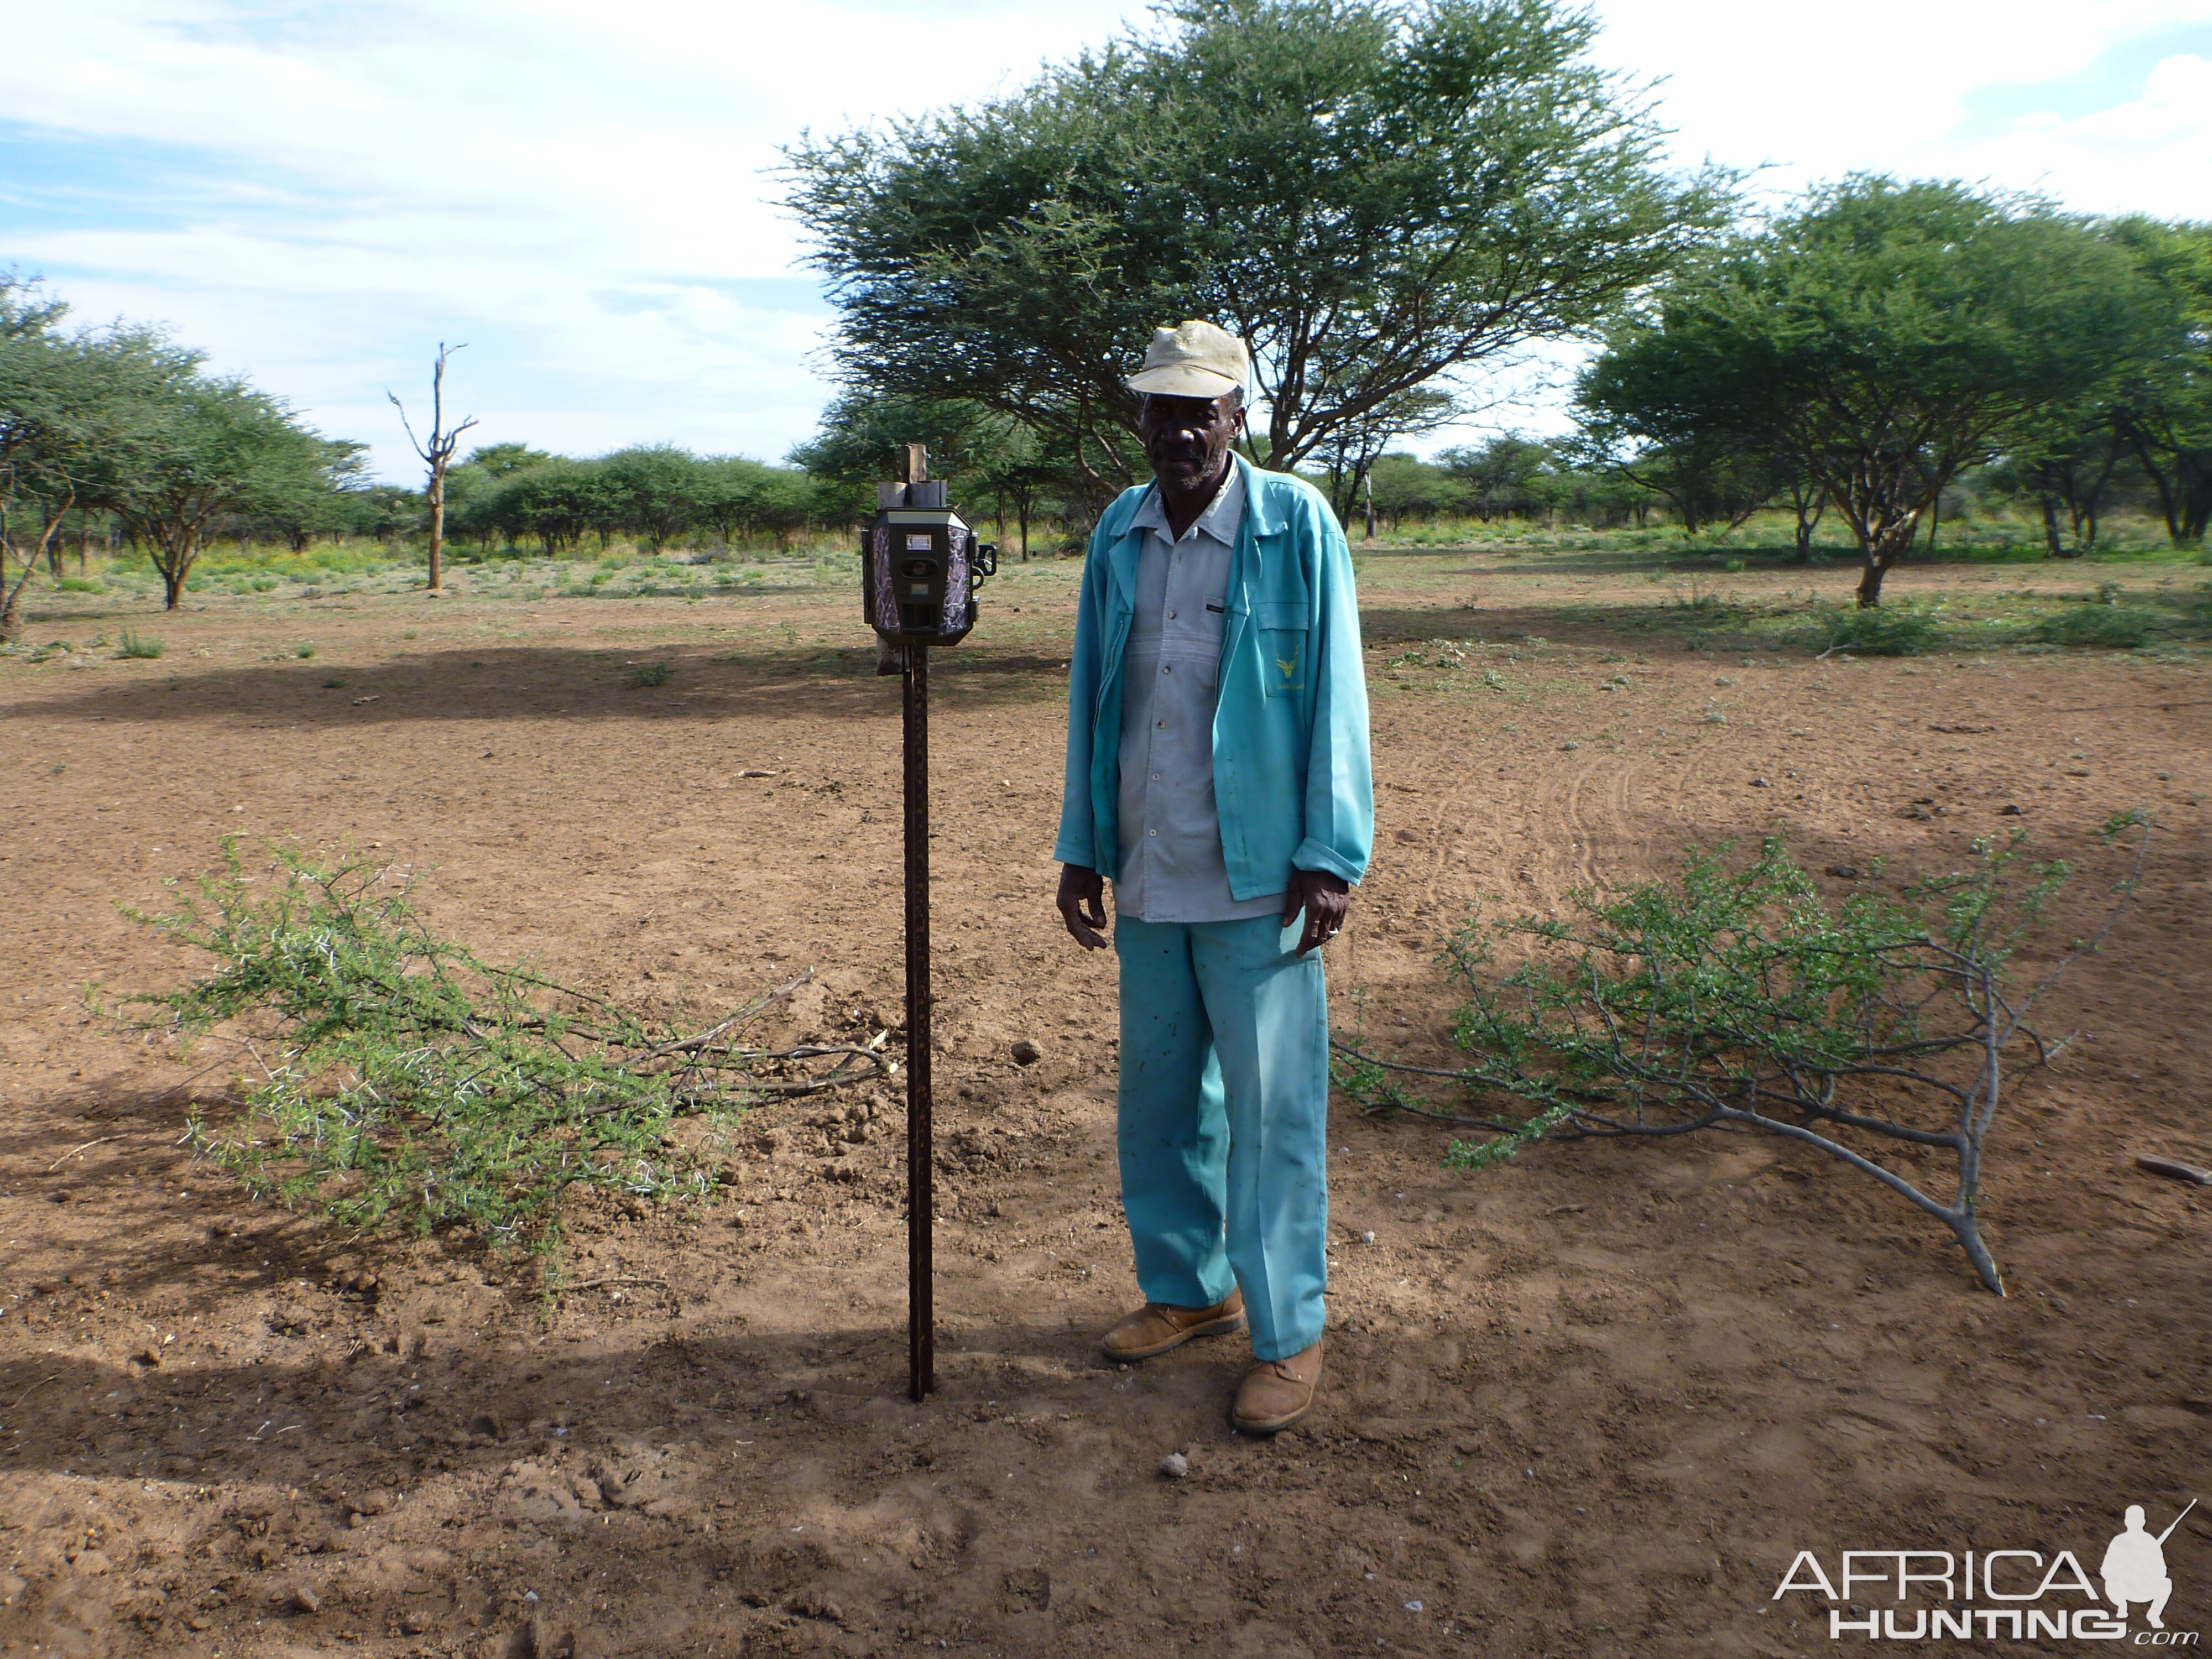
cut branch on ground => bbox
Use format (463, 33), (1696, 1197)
(111, 842), (888, 1261)
(1335, 815), (2152, 1294)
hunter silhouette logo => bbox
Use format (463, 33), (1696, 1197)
(1773, 1499), (2199, 1642)
(2106, 1501), (2193, 1630)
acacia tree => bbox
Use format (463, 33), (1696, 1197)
(1307, 384), (1462, 528)
(1571, 311), (1783, 535)
(1777, 466), (1828, 561)
(781, 0), (1730, 495)
(1364, 451), (1467, 528)
(792, 391), (1066, 554)
(692, 457), (771, 546)
(601, 445), (705, 552)
(464, 442), (551, 479)
(745, 470), (828, 547)
(1435, 434), (1556, 521)
(247, 436), (372, 551)
(968, 422), (1060, 558)
(108, 377), (344, 609)
(444, 444), (554, 553)
(1563, 422), (1777, 536)
(2010, 402), (2130, 557)
(1, 280), (92, 637)
(2002, 217), (2209, 557)
(480, 459), (607, 557)
(1577, 180), (2143, 605)
(389, 343), (477, 591)
(0, 279), (190, 637)
(2109, 218), (2212, 547)
(0, 278), (76, 619)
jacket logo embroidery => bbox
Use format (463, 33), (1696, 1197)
(1276, 654), (1298, 678)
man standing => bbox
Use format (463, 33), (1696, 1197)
(1053, 321), (1373, 1434)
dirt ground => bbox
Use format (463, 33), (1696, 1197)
(3, 547), (2208, 1658)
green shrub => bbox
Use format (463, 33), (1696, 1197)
(295, 642), (316, 659)
(58, 576), (104, 593)
(116, 631), (164, 659)
(2030, 605), (2158, 649)
(116, 844), (887, 1260)
(1334, 818), (2151, 1295)
(1807, 603), (1942, 656)
(630, 660), (671, 687)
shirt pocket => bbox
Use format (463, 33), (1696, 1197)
(1256, 600), (1308, 698)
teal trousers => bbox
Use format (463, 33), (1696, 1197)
(1113, 913), (1330, 1362)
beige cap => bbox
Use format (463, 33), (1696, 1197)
(1125, 320), (1250, 399)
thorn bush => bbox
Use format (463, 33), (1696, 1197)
(113, 843), (885, 1264)
(1336, 817), (2151, 1293)
(1804, 603), (1943, 656)
(2030, 606), (2160, 649)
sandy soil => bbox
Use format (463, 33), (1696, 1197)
(2, 550), (2208, 1658)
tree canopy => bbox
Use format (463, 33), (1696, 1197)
(789, 390), (1073, 554)
(1573, 179), (2150, 603)
(781, 0), (1730, 498)
(108, 376), (364, 610)
(442, 446), (836, 557)
(2108, 217), (2212, 546)
(2, 275), (358, 627)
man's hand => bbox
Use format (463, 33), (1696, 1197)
(1057, 864), (1109, 951)
(1283, 868), (1352, 956)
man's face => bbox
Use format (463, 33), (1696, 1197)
(1140, 392), (1245, 492)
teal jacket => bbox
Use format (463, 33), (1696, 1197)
(1054, 454), (1374, 899)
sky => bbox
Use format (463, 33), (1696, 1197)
(3, 0), (2209, 482)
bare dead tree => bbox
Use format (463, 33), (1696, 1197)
(388, 343), (477, 592)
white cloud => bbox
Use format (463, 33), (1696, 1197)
(1588, 0), (2212, 210)
(1433, 0), (2212, 452)
(4, 0), (2208, 478)
(1947, 52), (2211, 213)
(1, 0), (1151, 475)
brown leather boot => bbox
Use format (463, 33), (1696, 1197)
(1231, 1340), (1322, 1434)
(1100, 1289), (1246, 1363)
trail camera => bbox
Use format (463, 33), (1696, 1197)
(863, 444), (996, 645)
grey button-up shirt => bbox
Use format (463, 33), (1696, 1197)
(1114, 464), (1283, 924)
